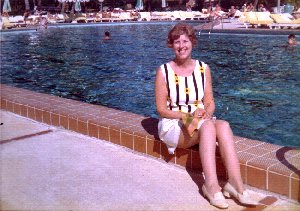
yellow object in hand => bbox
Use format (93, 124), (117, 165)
(182, 113), (200, 137)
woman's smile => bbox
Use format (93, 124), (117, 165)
(173, 34), (192, 59)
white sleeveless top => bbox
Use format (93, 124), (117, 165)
(160, 60), (207, 114)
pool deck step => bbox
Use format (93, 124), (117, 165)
(1, 84), (299, 202)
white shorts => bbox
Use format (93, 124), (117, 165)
(158, 117), (210, 154)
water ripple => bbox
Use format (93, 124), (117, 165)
(1, 23), (299, 148)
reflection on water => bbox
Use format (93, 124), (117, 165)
(1, 23), (299, 149)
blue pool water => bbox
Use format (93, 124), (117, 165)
(1, 23), (299, 149)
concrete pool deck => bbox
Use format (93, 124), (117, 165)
(1, 84), (300, 210)
(1, 110), (300, 211)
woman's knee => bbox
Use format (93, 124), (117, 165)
(203, 119), (216, 128)
(200, 120), (216, 134)
(216, 120), (231, 129)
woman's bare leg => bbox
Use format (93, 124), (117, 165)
(177, 119), (242, 194)
(215, 120), (244, 193)
(198, 120), (221, 194)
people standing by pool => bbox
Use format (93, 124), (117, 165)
(155, 23), (258, 209)
(23, 10), (30, 24)
(38, 14), (48, 30)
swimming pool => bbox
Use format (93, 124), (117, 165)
(1, 23), (299, 149)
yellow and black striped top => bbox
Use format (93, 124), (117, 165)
(161, 60), (206, 114)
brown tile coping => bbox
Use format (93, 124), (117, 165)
(1, 84), (299, 201)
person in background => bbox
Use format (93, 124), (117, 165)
(258, 4), (267, 12)
(24, 10), (30, 24)
(214, 4), (223, 16)
(288, 34), (299, 46)
(242, 4), (247, 12)
(38, 13), (48, 30)
(103, 31), (111, 40)
(228, 6), (237, 18)
(209, 4), (223, 22)
(246, 3), (254, 12)
(186, 5), (192, 12)
(155, 23), (258, 209)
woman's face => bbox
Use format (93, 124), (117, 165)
(172, 34), (193, 60)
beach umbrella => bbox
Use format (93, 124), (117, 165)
(2, 0), (12, 13)
(75, 1), (81, 12)
(135, 0), (143, 11)
(162, 0), (166, 8)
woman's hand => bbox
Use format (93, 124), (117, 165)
(193, 108), (211, 119)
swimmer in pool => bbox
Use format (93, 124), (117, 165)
(103, 31), (111, 40)
(288, 34), (299, 46)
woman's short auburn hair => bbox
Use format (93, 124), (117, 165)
(167, 23), (197, 48)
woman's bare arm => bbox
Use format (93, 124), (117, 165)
(203, 65), (215, 117)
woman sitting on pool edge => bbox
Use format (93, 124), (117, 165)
(155, 23), (258, 209)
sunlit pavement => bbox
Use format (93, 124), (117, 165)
(1, 110), (299, 210)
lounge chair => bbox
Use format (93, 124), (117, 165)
(238, 12), (252, 28)
(193, 11), (209, 20)
(56, 14), (65, 23)
(110, 10), (125, 22)
(170, 11), (182, 21)
(118, 12), (134, 21)
(1, 16), (16, 29)
(63, 14), (74, 23)
(179, 11), (195, 20)
(9, 16), (27, 27)
(130, 11), (140, 21)
(138, 12), (151, 21)
(94, 13), (102, 22)
(73, 14), (87, 23)
(255, 12), (274, 25)
(150, 12), (170, 21)
(234, 10), (242, 18)
(47, 14), (57, 24)
(269, 13), (300, 29)
(100, 12), (112, 22)
(242, 12), (274, 28)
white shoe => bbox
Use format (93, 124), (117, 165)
(202, 185), (229, 209)
(223, 182), (259, 206)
